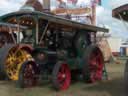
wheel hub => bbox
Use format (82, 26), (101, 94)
(62, 74), (66, 78)
(52, 63), (71, 90)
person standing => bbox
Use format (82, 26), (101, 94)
(57, 0), (66, 8)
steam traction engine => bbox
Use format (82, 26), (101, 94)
(0, 10), (108, 90)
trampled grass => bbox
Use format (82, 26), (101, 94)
(0, 59), (126, 96)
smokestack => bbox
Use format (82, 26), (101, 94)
(43, 0), (50, 11)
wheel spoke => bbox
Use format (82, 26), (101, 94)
(23, 63), (37, 87)
(60, 65), (66, 73)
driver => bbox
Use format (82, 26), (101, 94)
(21, 30), (34, 43)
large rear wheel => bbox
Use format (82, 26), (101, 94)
(0, 45), (32, 80)
(83, 45), (104, 83)
(52, 61), (71, 90)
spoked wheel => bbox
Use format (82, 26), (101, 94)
(83, 45), (104, 83)
(0, 45), (32, 80)
(18, 60), (39, 88)
(52, 61), (71, 90)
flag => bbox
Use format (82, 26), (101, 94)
(97, 0), (101, 5)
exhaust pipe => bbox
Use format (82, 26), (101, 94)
(43, 0), (50, 11)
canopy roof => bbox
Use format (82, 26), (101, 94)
(0, 11), (108, 33)
(0, 22), (27, 29)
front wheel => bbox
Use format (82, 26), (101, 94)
(52, 61), (71, 90)
(83, 45), (104, 83)
(17, 60), (39, 88)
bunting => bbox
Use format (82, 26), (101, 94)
(67, 0), (78, 5)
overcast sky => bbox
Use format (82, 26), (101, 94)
(0, 0), (128, 39)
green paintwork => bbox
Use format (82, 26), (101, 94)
(0, 10), (108, 70)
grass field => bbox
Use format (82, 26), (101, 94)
(0, 59), (126, 96)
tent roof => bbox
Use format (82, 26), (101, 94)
(112, 4), (128, 22)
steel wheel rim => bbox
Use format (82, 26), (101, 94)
(57, 64), (71, 90)
(5, 48), (32, 80)
(23, 62), (37, 87)
(89, 49), (103, 82)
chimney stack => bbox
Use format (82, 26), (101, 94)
(43, 0), (50, 11)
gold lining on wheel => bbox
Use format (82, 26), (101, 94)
(5, 48), (32, 80)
